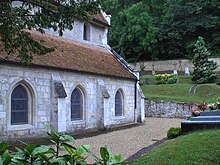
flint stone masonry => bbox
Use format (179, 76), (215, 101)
(145, 100), (196, 118)
(0, 64), (136, 141)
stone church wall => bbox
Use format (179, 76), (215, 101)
(0, 64), (135, 141)
(44, 20), (107, 45)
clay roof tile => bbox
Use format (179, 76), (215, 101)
(0, 32), (136, 80)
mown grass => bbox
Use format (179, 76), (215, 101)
(132, 129), (220, 165)
(141, 76), (220, 103)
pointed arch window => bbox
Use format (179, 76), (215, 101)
(11, 85), (29, 125)
(71, 88), (84, 121)
(115, 90), (123, 117)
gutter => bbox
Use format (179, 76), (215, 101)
(92, 18), (111, 27)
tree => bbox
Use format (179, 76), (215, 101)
(103, 0), (220, 62)
(102, 1), (162, 62)
(0, 0), (101, 63)
(161, 0), (220, 59)
(191, 36), (218, 84)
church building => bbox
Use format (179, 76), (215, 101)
(0, 3), (145, 141)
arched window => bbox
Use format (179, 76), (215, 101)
(115, 90), (123, 117)
(11, 85), (29, 125)
(83, 23), (90, 41)
(71, 88), (83, 121)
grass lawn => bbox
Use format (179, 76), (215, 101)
(141, 76), (220, 103)
(132, 129), (220, 165)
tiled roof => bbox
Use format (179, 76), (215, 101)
(92, 13), (110, 27)
(0, 32), (136, 80)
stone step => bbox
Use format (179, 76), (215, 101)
(181, 120), (220, 133)
(182, 120), (220, 123)
(190, 116), (220, 121)
(200, 109), (220, 116)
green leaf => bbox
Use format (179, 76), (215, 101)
(81, 145), (100, 162)
(76, 145), (91, 155)
(0, 142), (8, 153)
(24, 144), (39, 155)
(62, 143), (75, 156)
(60, 134), (75, 144)
(11, 154), (27, 165)
(49, 155), (71, 165)
(113, 154), (122, 162)
(100, 146), (110, 162)
(0, 157), (3, 165)
(17, 140), (28, 146)
(61, 142), (76, 150)
(32, 146), (52, 156)
(44, 136), (56, 144)
(45, 124), (60, 140)
(2, 150), (12, 164)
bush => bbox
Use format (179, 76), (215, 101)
(0, 125), (123, 165)
(207, 97), (220, 110)
(217, 96), (220, 102)
(167, 127), (182, 139)
(155, 74), (178, 84)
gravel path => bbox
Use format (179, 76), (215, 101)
(75, 117), (183, 162)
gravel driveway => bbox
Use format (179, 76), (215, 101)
(75, 117), (183, 162)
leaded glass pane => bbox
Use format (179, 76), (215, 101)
(115, 91), (122, 116)
(11, 85), (28, 125)
(71, 88), (83, 120)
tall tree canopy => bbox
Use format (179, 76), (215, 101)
(0, 0), (101, 63)
(102, 0), (220, 62)
(102, 0), (164, 62)
(162, 0), (220, 59)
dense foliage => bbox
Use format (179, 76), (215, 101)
(0, 0), (101, 63)
(191, 36), (218, 84)
(102, 0), (220, 62)
(167, 127), (182, 139)
(0, 125), (124, 165)
(155, 73), (178, 84)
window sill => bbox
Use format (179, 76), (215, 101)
(7, 124), (34, 131)
(70, 120), (86, 125)
(114, 116), (125, 120)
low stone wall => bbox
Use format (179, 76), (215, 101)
(130, 57), (220, 73)
(145, 100), (196, 118)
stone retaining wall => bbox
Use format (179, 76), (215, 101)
(130, 58), (220, 73)
(145, 100), (196, 118)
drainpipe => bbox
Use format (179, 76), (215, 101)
(134, 80), (137, 123)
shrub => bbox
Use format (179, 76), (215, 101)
(167, 127), (182, 139)
(155, 74), (178, 84)
(0, 125), (123, 165)
(217, 96), (220, 102)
